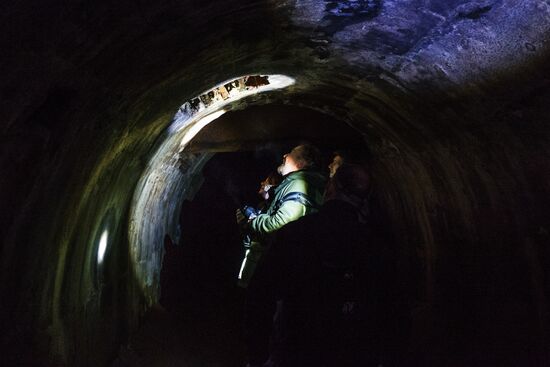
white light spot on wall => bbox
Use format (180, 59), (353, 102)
(260, 74), (295, 91)
(98, 230), (108, 264)
(180, 109), (227, 147)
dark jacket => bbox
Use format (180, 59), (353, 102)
(245, 199), (386, 367)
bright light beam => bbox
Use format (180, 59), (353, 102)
(98, 230), (109, 264)
(180, 109), (227, 148)
(168, 74), (296, 135)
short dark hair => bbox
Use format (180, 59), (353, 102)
(291, 144), (321, 169)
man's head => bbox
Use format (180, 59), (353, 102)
(277, 144), (321, 176)
(328, 153), (345, 178)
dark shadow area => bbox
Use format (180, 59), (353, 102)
(186, 105), (366, 153)
(116, 149), (547, 367)
(121, 146), (410, 367)
(114, 151), (285, 367)
(157, 149), (298, 366)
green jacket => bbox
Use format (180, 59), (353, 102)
(250, 169), (327, 235)
(238, 169), (326, 287)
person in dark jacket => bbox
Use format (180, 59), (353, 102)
(245, 163), (386, 367)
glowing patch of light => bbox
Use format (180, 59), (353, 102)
(97, 230), (108, 264)
(180, 109), (227, 147)
(168, 74), (296, 134)
(238, 249), (250, 280)
(258, 74), (295, 91)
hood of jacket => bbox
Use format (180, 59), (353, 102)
(276, 169), (327, 194)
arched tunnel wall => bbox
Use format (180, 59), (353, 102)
(1, 1), (549, 365)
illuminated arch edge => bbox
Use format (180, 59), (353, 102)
(128, 74), (295, 301)
(169, 74), (295, 142)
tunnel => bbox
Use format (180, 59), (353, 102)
(1, 0), (549, 366)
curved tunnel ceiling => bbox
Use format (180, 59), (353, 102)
(1, 1), (550, 366)
(188, 104), (366, 153)
(130, 91), (366, 301)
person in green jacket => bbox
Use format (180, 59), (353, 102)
(236, 144), (327, 288)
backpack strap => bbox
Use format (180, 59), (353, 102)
(272, 191), (319, 213)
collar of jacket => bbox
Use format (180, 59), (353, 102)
(275, 169), (326, 194)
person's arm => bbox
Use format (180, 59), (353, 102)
(249, 200), (306, 234)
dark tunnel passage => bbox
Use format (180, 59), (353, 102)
(157, 150), (298, 367)
(152, 113), (371, 366)
(1, 0), (550, 366)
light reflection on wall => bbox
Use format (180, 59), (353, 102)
(97, 230), (109, 264)
(128, 74), (295, 302)
(180, 109), (227, 147)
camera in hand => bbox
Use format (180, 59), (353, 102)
(242, 205), (259, 219)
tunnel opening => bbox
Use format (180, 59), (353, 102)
(127, 74), (297, 305)
(166, 103), (372, 305)
(119, 103), (377, 366)
(120, 94), (550, 366)
(158, 151), (282, 367)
